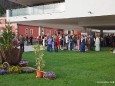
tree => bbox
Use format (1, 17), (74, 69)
(0, 23), (22, 65)
(0, 5), (5, 17)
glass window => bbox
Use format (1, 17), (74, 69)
(11, 2), (65, 16)
(30, 29), (33, 35)
(25, 28), (28, 34)
(44, 4), (54, 14)
(54, 3), (65, 13)
(27, 7), (33, 15)
(33, 6), (44, 14)
(12, 9), (18, 16)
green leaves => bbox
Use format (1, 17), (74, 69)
(0, 4), (5, 17)
(33, 44), (45, 70)
(0, 23), (13, 50)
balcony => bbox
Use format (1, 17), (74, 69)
(10, 2), (65, 17)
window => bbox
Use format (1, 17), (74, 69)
(44, 4), (54, 13)
(30, 29), (33, 35)
(25, 28), (28, 34)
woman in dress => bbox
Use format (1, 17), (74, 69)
(95, 35), (100, 51)
(80, 35), (85, 52)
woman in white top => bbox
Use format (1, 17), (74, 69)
(95, 35), (100, 51)
(42, 37), (45, 46)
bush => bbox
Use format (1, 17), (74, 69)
(8, 66), (22, 73)
(0, 69), (6, 75)
(18, 60), (29, 67)
(0, 23), (22, 65)
(0, 64), (3, 69)
(43, 72), (56, 80)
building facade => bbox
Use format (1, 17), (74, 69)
(7, 0), (115, 32)
(0, 17), (65, 38)
(6, 0), (115, 35)
(0, 0), (24, 17)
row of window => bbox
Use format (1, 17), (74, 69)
(25, 29), (33, 35)
(10, 2), (65, 16)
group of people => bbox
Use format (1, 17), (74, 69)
(39, 34), (101, 53)
(100, 34), (115, 47)
(12, 34), (33, 52)
(12, 33), (115, 53)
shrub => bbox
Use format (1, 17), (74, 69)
(8, 66), (22, 73)
(0, 23), (22, 65)
(43, 72), (56, 80)
(0, 64), (3, 69)
(0, 69), (6, 75)
(18, 60), (29, 67)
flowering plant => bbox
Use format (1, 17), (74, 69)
(43, 72), (56, 80)
(8, 66), (22, 73)
(33, 44), (45, 70)
(18, 60), (29, 67)
(0, 69), (6, 75)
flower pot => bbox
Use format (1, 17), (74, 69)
(36, 70), (43, 78)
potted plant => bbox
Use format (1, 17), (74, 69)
(0, 23), (22, 65)
(33, 44), (45, 78)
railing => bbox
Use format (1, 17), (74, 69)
(10, 2), (65, 17)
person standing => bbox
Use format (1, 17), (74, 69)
(25, 34), (28, 46)
(12, 35), (19, 48)
(60, 35), (64, 50)
(42, 36), (45, 46)
(95, 35), (100, 51)
(54, 35), (60, 52)
(30, 35), (33, 45)
(87, 35), (94, 51)
(19, 35), (25, 52)
(77, 35), (80, 50)
(47, 36), (53, 52)
(80, 35), (85, 52)
(65, 34), (69, 50)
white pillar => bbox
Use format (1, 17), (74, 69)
(66, 30), (68, 34)
(38, 26), (41, 36)
(71, 30), (74, 35)
(6, 10), (10, 22)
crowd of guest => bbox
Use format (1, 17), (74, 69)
(12, 34), (34, 52)
(39, 34), (96, 52)
(100, 34), (115, 47)
(12, 33), (115, 53)
(39, 34), (115, 53)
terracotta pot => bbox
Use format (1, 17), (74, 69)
(36, 70), (43, 78)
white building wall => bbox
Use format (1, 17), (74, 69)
(66, 0), (115, 17)
(7, 0), (115, 22)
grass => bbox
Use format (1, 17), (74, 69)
(0, 48), (115, 86)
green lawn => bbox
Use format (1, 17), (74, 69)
(0, 48), (115, 86)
